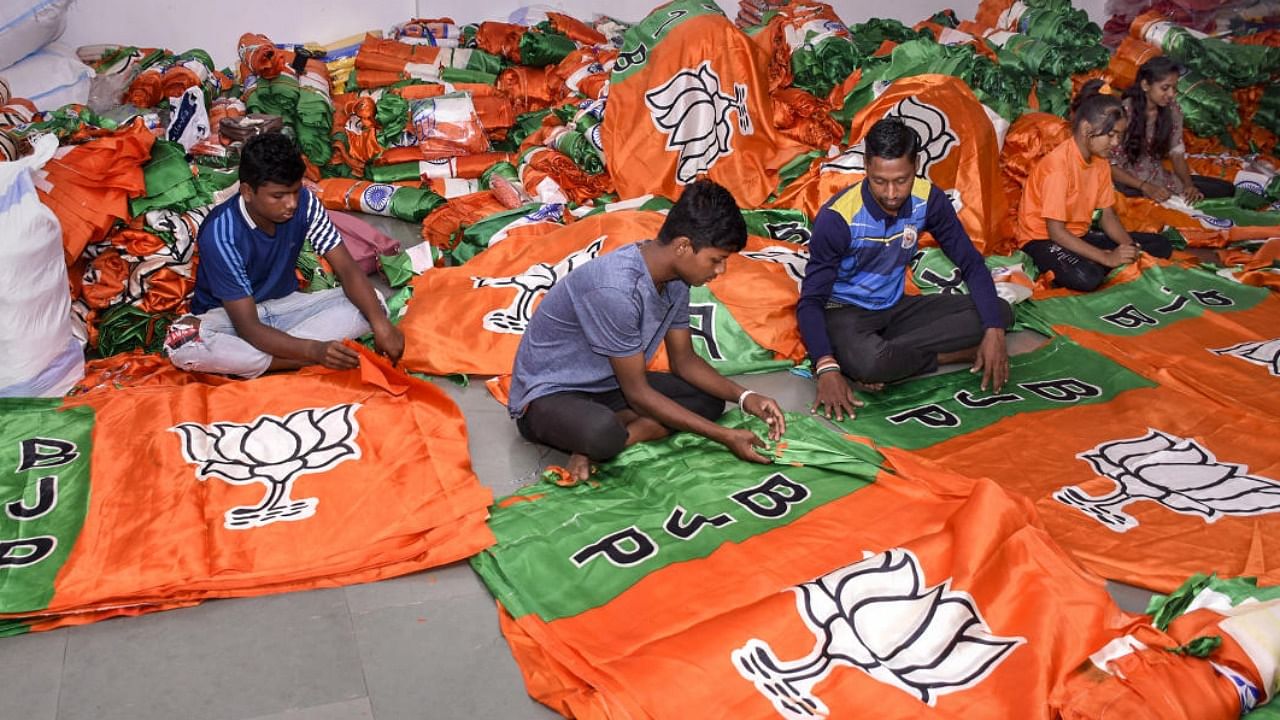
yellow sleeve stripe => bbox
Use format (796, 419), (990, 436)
(829, 183), (865, 223)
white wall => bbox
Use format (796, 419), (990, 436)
(57, 0), (1016, 69)
(59, 0), (1113, 69)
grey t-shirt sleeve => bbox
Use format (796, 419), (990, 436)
(669, 282), (691, 330)
(578, 286), (645, 357)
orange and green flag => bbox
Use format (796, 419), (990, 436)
(1018, 262), (1280, 421)
(832, 333), (1280, 592)
(0, 351), (493, 635)
(772, 75), (1008, 253)
(472, 413), (1129, 718)
(602, 0), (806, 207)
(397, 210), (806, 376)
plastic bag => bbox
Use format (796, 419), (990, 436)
(0, 133), (85, 397)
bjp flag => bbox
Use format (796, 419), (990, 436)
(0, 350), (493, 635)
(398, 209), (807, 377)
(831, 333), (1280, 593)
(602, 0), (807, 207)
(772, 75), (1007, 253)
(1019, 262), (1280, 421)
(472, 413), (1129, 718)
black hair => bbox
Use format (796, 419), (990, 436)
(864, 117), (920, 165)
(1070, 79), (1125, 137)
(657, 179), (747, 252)
(1122, 56), (1182, 164)
(238, 132), (305, 188)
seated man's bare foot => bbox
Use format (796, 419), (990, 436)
(567, 453), (593, 483)
(851, 380), (885, 392)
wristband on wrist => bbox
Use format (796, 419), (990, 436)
(737, 389), (757, 408)
(815, 364), (841, 377)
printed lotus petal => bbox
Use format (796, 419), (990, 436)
(212, 422), (251, 463)
(830, 551), (922, 610)
(314, 404), (360, 450)
(1135, 462), (1234, 493)
(850, 585), (946, 662)
(173, 422), (219, 462)
(1185, 473), (1280, 502)
(880, 595), (980, 670)
(242, 416), (300, 465)
(285, 408), (324, 455)
(898, 628), (1020, 693)
(200, 460), (256, 483)
(1203, 486), (1280, 514)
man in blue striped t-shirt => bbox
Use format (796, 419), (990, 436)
(797, 118), (1013, 421)
(167, 133), (402, 377)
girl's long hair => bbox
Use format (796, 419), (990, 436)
(1121, 57), (1182, 164)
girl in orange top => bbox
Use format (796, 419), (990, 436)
(1015, 80), (1170, 291)
(1111, 57), (1234, 203)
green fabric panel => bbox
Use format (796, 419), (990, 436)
(471, 412), (884, 621)
(1019, 264), (1267, 337)
(0, 398), (96, 615)
(830, 337), (1154, 450)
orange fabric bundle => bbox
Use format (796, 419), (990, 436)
(546, 12), (606, 46)
(124, 68), (164, 109)
(997, 112), (1072, 254)
(475, 22), (527, 63)
(520, 148), (614, 205)
(238, 32), (287, 81)
(1109, 36), (1162, 90)
(771, 87), (844, 149)
(420, 191), (507, 249)
(37, 120), (155, 264)
(547, 48), (616, 100)
(80, 249), (130, 310)
(497, 66), (557, 115)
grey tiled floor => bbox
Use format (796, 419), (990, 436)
(0, 328), (1157, 720)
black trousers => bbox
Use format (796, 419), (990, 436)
(516, 372), (724, 461)
(1024, 230), (1171, 292)
(1115, 174), (1235, 200)
(824, 294), (1012, 384)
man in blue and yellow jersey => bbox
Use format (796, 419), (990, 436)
(797, 118), (1012, 420)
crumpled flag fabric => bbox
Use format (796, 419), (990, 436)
(602, 0), (806, 208)
(518, 146), (613, 206)
(779, 75), (1007, 253)
(770, 87), (843, 149)
(996, 111), (1072, 255)
(35, 119), (155, 264)
(400, 209), (807, 376)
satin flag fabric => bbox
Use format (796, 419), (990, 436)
(398, 210), (807, 376)
(0, 350), (493, 635)
(472, 413), (1129, 719)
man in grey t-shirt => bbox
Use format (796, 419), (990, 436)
(508, 180), (786, 482)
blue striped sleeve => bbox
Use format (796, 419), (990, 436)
(199, 212), (254, 301)
(303, 190), (343, 256)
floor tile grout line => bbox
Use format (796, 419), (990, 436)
(341, 590), (376, 718)
(54, 629), (69, 720)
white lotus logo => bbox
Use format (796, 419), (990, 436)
(742, 246), (809, 291)
(733, 548), (1022, 715)
(645, 61), (753, 184)
(822, 97), (958, 179)
(472, 237), (605, 334)
(1055, 429), (1280, 532)
(172, 404), (362, 529)
(1211, 339), (1280, 376)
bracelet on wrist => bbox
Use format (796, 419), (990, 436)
(737, 389), (757, 407)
